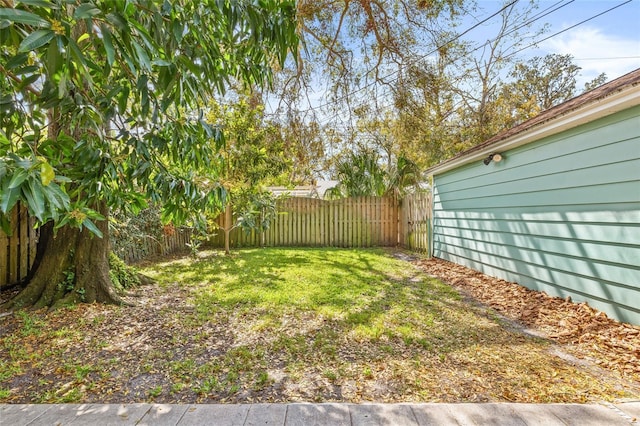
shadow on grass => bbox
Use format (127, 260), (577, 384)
(147, 247), (535, 356)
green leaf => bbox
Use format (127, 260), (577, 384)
(133, 41), (151, 71)
(40, 161), (55, 186)
(0, 8), (49, 27)
(100, 24), (115, 65)
(23, 179), (45, 221)
(81, 218), (103, 238)
(105, 12), (127, 31)
(0, 184), (20, 214)
(16, 0), (58, 8)
(18, 29), (54, 52)
(152, 59), (171, 67)
(8, 168), (28, 189)
(44, 182), (69, 210)
(73, 4), (101, 20)
(46, 40), (62, 74)
(5, 53), (28, 70)
(77, 32), (90, 43)
(0, 213), (11, 236)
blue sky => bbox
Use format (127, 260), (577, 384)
(469, 0), (640, 85)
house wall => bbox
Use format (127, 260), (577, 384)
(431, 105), (640, 325)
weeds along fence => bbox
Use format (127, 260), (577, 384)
(0, 204), (38, 290)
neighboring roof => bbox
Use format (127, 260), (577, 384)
(426, 68), (640, 176)
(269, 185), (317, 198)
(268, 180), (339, 199)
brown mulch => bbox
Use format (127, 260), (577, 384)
(413, 257), (640, 381)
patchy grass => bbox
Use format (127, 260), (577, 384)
(0, 248), (638, 404)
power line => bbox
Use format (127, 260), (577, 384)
(323, 0), (634, 127)
(301, 0), (520, 115)
(312, 0), (578, 127)
(506, 0), (633, 58)
(269, 0), (635, 127)
(271, 0), (574, 123)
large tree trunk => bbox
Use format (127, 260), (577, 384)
(2, 202), (125, 310)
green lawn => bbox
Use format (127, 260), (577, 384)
(0, 247), (636, 403)
(147, 248), (458, 344)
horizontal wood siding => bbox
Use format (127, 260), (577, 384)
(211, 196), (399, 248)
(432, 105), (640, 324)
(0, 204), (38, 289)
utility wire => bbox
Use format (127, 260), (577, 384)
(312, 0), (578, 126)
(269, 0), (573, 123)
(313, 0), (634, 127)
(267, 0), (634, 128)
(506, 0), (633, 58)
(300, 0), (520, 115)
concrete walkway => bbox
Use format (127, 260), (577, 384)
(1, 402), (639, 425)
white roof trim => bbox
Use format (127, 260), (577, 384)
(426, 84), (640, 176)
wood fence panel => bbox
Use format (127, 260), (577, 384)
(119, 227), (192, 264)
(400, 192), (432, 255)
(0, 204), (39, 289)
(206, 196), (408, 250)
(3, 195), (433, 280)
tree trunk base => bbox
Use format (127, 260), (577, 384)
(1, 204), (127, 311)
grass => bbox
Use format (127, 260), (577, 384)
(0, 247), (637, 404)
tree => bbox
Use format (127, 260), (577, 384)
(391, 49), (462, 168)
(455, 0), (547, 147)
(268, 0), (466, 156)
(0, 1), (298, 309)
(508, 54), (581, 110)
(326, 148), (419, 199)
(327, 149), (387, 198)
(205, 94), (290, 255)
(277, 115), (325, 185)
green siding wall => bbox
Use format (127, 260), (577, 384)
(432, 105), (640, 325)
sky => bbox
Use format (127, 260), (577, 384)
(465, 0), (640, 86)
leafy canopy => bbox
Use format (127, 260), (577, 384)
(0, 0), (298, 235)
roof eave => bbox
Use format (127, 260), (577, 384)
(425, 83), (640, 177)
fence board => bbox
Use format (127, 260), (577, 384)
(0, 204), (39, 289)
(210, 196), (405, 249)
(400, 192), (432, 255)
(120, 227), (193, 264)
(3, 195), (433, 284)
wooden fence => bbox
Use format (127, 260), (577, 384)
(119, 227), (193, 263)
(0, 204), (38, 289)
(400, 192), (432, 255)
(1, 194), (432, 284)
(208, 194), (431, 253)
